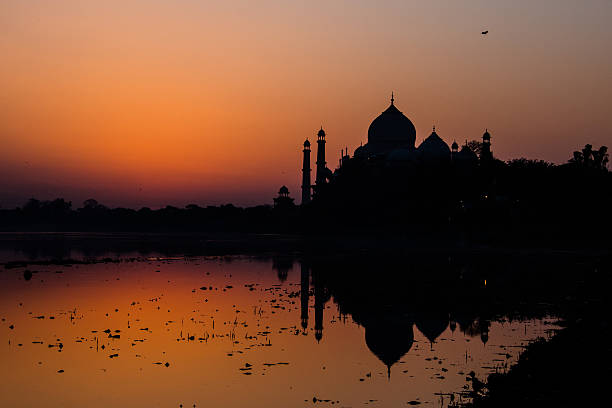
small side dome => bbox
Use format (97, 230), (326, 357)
(354, 145), (365, 158)
(451, 140), (459, 151)
(278, 185), (289, 195)
(456, 144), (478, 162)
(418, 127), (451, 160)
(303, 139), (311, 147)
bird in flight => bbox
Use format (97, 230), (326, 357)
(482, 30), (489, 35)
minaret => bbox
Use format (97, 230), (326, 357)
(301, 140), (311, 205)
(481, 129), (492, 161)
(315, 127), (326, 185)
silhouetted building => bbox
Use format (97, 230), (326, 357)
(273, 186), (295, 209)
(481, 129), (493, 161)
(451, 140), (459, 159)
(295, 94), (495, 205)
(316, 127), (327, 185)
(339, 147), (350, 167)
(301, 140), (312, 205)
(418, 126), (452, 162)
(455, 141), (479, 163)
(355, 93), (417, 158)
(300, 94), (489, 175)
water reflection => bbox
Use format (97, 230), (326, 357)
(302, 254), (559, 381)
(300, 262), (309, 332)
(0, 254), (560, 407)
(272, 256), (293, 283)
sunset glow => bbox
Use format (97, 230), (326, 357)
(1, 0), (611, 208)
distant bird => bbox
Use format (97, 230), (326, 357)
(482, 30), (488, 35)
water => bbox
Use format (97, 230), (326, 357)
(0, 256), (558, 407)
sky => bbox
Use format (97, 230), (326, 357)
(1, 0), (611, 209)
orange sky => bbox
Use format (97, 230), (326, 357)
(1, 0), (611, 208)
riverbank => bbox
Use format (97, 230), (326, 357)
(461, 263), (611, 407)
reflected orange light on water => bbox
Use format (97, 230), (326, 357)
(0, 257), (557, 407)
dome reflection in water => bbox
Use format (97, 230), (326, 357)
(0, 254), (560, 407)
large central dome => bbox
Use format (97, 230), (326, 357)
(367, 99), (416, 150)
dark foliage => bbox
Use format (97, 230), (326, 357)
(1, 145), (609, 247)
(304, 144), (610, 246)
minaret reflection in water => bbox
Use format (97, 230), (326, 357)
(300, 261), (310, 332)
(312, 268), (330, 342)
(298, 261), (330, 342)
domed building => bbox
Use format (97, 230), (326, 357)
(418, 127), (452, 161)
(455, 143), (479, 163)
(273, 185), (295, 209)
(297, 94), (490, 205)
(387, 147), (418, 167)
(355, 94), (417, 159)
(353, 95), (454, 164)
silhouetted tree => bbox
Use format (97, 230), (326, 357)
(506, 158), (554, 170)
(569, 144), (609, 170)
(82, 198), (107, 211)
(592, 146), (609, 170)
(466, 140), (483, 157)
(43, 198), (72, 215)
(23, 198), (41, 213)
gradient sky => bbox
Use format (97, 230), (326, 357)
(1, 0), (611, 208)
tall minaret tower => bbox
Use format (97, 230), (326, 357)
(315, 127), (326, 185)
(301, 139), (311, 205)
(481, 129), (492, 161)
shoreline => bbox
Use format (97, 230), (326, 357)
(1, 231), (610, 260)
(458, 260), (611, 407)
(460, 315), (611, 407)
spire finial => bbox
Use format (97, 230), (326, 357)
(391, 92), (394, 105)
(433, 125), (436, 132)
